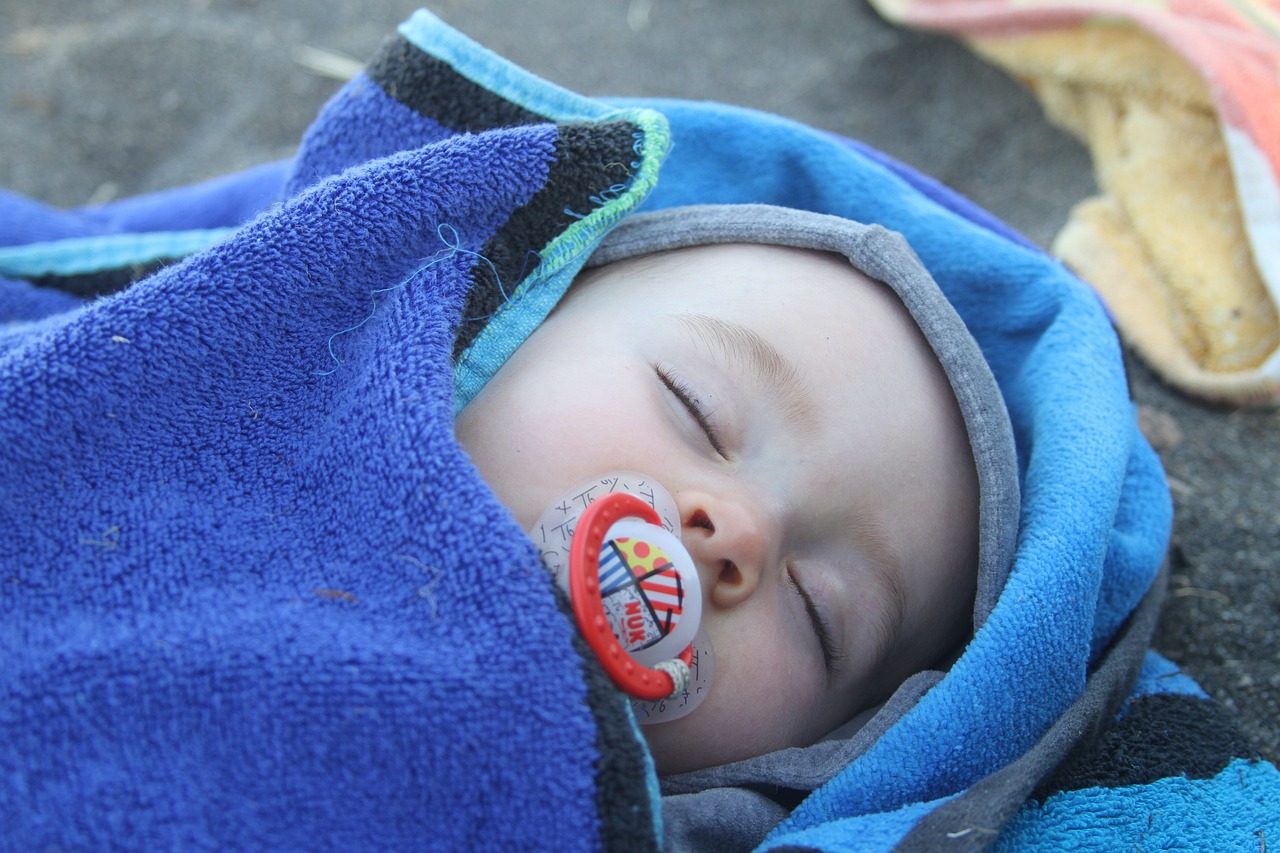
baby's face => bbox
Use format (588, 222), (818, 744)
(456, 244), (978, 774)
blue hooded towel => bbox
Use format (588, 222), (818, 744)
(1, 10), (1276, 851)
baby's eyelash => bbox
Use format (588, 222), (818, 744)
(655, 365), (728, 458)
(787, 566), (845, 674)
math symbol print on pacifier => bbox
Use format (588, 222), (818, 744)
(527, 472), (679, 587)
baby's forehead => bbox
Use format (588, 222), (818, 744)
(578, 205), (1021, 631)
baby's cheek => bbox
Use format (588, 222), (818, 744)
(724, 652), (820, 743)
(649, 648), (819, 772)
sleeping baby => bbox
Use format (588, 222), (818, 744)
(0, 10), (1219, 850)
(456, 203), (1019, 776)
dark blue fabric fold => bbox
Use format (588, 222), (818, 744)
(1, 127), (662, 850)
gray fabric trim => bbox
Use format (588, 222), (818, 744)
(588, 204), (1020, 625)
(660, 671), (944, 852)
(890, 560), (1169, 853)
(661, 787), (792, 853)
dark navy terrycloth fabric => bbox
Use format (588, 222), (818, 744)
(0, 128), (669, 850)
(2, 8), (1276, 852)
(0, 17), (668, 852)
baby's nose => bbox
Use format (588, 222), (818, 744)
(679, 491), (774, 608)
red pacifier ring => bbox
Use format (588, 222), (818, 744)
(568, 492), (694, 701)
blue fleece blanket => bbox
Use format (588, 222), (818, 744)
(2, 9), (1276, 851)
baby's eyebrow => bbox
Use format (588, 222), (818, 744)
(670, 313), (818, 432)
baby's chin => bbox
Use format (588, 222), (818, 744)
(638, 702), (804, 777)
(640, 714), (717, 776)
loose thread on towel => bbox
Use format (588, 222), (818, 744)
(597, 142), (643, 200)
(315, 223), (502, 375)
(563, 132), (644, 219)
(461, 247), (543, 325)
(628, 131), (645, 176)
(78, 524), (121, 549)
(396, 553), (442, 622)
(563, 182), (631, 220)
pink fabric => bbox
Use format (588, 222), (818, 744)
(871, 0), (1280, 396)
(876, 0), (1279, 185)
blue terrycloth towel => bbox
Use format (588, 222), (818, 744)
(2, 9), (1276, 851)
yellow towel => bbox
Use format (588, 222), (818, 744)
(976, 24), (1279, 402)
(867, 1), (1280, 404)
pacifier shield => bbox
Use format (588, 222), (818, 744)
(632, 627), (716, 725)
(531, 473), (715, 720)
(527, 472), (680, 587)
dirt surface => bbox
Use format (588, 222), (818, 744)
(3, 0), (1276, 760)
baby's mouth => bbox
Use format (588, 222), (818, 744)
(527, 472), (715, 725)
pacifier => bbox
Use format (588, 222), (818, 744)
(529, 473), (715, 724)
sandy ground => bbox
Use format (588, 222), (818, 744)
(3, 0), (1276, 760)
